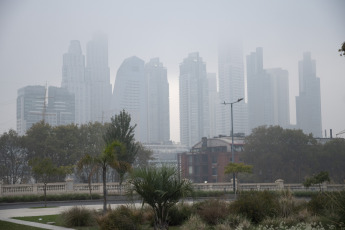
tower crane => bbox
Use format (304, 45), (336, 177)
(336, 129), (345, 137)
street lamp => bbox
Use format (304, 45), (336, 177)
(223, 98), (244, 192)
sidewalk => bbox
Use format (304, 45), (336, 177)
(0, 204), (104, 230)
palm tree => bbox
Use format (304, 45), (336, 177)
(77, 141), (125, 213)
(127, 166), (193, 230)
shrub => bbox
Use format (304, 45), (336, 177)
(168, 203), (193, 226)
(307, 192), (331, 216)
(180, 214), (208, 230)
(61, 206), (96, 227)
(97, 205), (143, 230)
(277, 190), (304, 218)
(230, 191), (279, 224)
(0, 193), (101, 203)
(225, 214), (251, 229)
(194, 199), (229, 225)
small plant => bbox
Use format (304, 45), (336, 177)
(194, 199), (229, 225)
(168, 203), (193, 226)
(180, 214), (208, 230)
(60, 206), (96, 227)
(230, 191), (279, 224)
(96, 205), (143, 230)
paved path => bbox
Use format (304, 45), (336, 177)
(0, 204), (105, 229)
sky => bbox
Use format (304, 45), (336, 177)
(0, 0), (344, 141)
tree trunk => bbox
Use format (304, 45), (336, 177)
(102, 166), (107, 213)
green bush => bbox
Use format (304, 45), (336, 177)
(307, 192), (330, 216)
(97, 205), (143, 230)
(194, 199), (229, 225)
(168, 203), (193, 226)
(0, 193), (101, 203)
(61, 206), (96, 227)
(223, 214), (251, 229)
(230, 191), (279, 224)
(277, 190), (306, 218)
(180, 215), (208, 230)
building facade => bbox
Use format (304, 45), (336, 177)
(17, 85), (46, 135)
(145, 58), (170, 144)
(296, 52), (322, 137)
(46, 86), (75, 126)
(179, 52), (209, 147)
(85, 34), (112, 123)
(61, 40), (89, 124)
(17, 85), (75, 135)
(246, 47), (275, 131)
(178, 136), (245, 183)
(266, 68), (290, 129)
(112, 56), (148, 142)
(218, 42), (248, 136)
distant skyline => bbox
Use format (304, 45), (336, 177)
(1, 0), (345, 141)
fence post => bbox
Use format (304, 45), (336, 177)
(66, 178), (74, 193)
(0, 181), (2, 197)
(275, 179), (284, 190)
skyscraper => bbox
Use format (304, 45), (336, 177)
(17, 85), (46, 135)
(17, 85), (75, 135)
(207, 73), (218, 138)
(61, 40), (89, 124)
(218, 42), (248, 136)
(145, 58), (170, 143)
(85, 34), (112, 123)
(266, 68), (290, 128)
(246, 47), (274, 131)
(296, 52), (322, 137)
(179, 52), (209, 147)
(46, 86), (75, 127)
(112, 56), (148, 142)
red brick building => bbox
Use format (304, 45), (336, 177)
(178, 136), (245, 183)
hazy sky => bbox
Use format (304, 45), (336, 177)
(1, 0), (344, 141)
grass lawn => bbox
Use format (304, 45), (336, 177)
(13, 214), (99, 230)
(0, 220), (45, 230)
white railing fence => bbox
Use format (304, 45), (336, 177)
(1, 179), (344, 197)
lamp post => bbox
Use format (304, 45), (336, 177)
(223, 98), (244, 192)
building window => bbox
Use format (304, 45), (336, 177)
(188, 166), (193, 175)
(212, 167), (217, 176)
(188, 155), (193, 164)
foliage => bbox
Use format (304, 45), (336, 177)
(92, 140), (125, 213)
(25, 122), (80, 173)
(0, 193), (101, 203)
(224, 162), (253, 175)
(103, 110), (139, 184)
(61, 206), (96, 227)
(180, 215), (208, 230)
(308, 191), (345, 226)
(0, 129), (30, 184)
(134, 143), (155, 168)
(127, 166), (193, 230)
(276, 190), (304, 218)
(96, 205), (143, 230)
(303, 171), (330, 191)
(194, 199), (229, 225)
(168, 203), (193, 226)
(225, 162), (252, 194)
(320, 138), (345, 183)
(230, 191), (279, 224)
(339, 41), (345, 56)
(243, 126), (322, 183)
(29, 157), (73, 207)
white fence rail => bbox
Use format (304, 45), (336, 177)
(1, 180), (344, 197)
